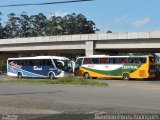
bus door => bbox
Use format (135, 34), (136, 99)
(74, 58), (83, 76)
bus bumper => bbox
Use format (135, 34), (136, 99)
(56, 71), (74, 78)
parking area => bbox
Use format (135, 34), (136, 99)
(1, 75), (160, 89)
(0, 75), (160, 115)
(89, 78), (160, 89)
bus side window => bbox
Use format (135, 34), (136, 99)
(92, 58), (99, 64)
(35, 59), (46, 66)
(29, 60), (34, 66)
(35, 60), (40, 66)
(83, 58), (92, 64)
(24, 60), (29, 66)
(14, 60), (18, 65)
(40, 60), (45, 66)
(129, 58), (139, 64)
(46, 59), (52, 66)
(20, 60), (25, 66)
(109, 58), (114, 64)
(120, 58), (128, 64)
(47, 59), (52, 66)
(109, 58), (119, 64)
(128, 58), (133, 63)
(134, 58), (139, 64)
(139, 58), (146, 64)
(38, 60), (44, 66)
(100, 58), (108, 64)
(115, 58), (120, 64)
(8, 60), (11, 65)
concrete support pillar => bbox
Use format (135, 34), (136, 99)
(85, 41), (94, 56)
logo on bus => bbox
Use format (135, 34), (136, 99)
(33, 66), (42, 71)
(122, 66), (138, 69)
(10, 61), (22, 69)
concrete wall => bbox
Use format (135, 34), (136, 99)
(1, 31), (160, 56)
(0, 41), (85, 51)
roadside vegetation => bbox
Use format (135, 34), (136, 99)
(2, 77), (108, 86)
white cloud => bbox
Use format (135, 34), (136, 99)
(55, 11), (69, 17)
(51, 11), (69, 17)
(132, 18), (150, 27)
(114, 14), (128, 23)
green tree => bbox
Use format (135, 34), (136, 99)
(46, 15), (63, 35)
(61, 13), (99, 34)
(47, 13), (99, 35)
(107, 30), (112, 33)
(4, 13), (20, 38)
(0, 12), (4, 39)
(2, 12), (99, 38)
(0, 60), (6, 72)
(30, 13), (48, 37)
(18, 12), (31, 37)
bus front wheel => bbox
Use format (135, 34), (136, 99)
(123, 73), (130, 80)
(84, 72), (90, 79)
(17, 72), (22, 78)
(49, 73), (55, 80)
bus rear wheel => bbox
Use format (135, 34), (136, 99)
(84, 72), (90, 79)
(17, 72), (22, 78)
(49, 73), (55, 80)
(123, 73), (130, 80)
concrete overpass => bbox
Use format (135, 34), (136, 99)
(1, 30), (160, 59)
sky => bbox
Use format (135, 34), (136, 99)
(0, 0), (160, 33)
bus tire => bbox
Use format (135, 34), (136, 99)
(84, 72), (90, 79)
(17, 72), (22, 78)
(49, 73), (55, 80)
(123, 73), (130, 80)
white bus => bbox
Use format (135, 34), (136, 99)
(7, 56), (73, 79)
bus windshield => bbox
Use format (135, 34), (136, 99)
(53, 59), (72, 72)
(149, 56), (159, 63)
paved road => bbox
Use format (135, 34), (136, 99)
(0, 78), (160, 116)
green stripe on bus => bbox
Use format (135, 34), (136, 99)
(81, 64), (141, 76)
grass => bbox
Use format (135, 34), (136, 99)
(3, 77), (108, 87)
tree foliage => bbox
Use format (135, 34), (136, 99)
(4, 13), (20, 38)
(0, 12), (4, 39)
(18, 12), (31, 37)
(0, 12), (99, 39)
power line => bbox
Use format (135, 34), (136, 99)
(0, 0), (93, 8)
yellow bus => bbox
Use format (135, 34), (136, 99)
(74, 55), (157, 80)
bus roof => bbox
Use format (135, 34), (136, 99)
(7, 56), (70, 60)
(89, 55), (109, 57)
(77, 55), (152, 58)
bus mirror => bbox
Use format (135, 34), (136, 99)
(58, 61), (64, 66)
